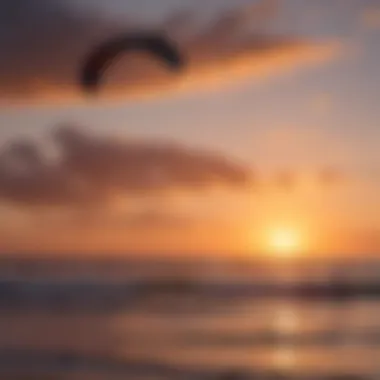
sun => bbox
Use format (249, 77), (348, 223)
(267, 227), (303, 257)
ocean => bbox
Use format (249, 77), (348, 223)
(0, 255), (379, 380)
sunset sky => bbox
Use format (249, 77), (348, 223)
(0, 0), (379, 257)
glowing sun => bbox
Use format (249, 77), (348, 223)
(267, 227), (303, 257)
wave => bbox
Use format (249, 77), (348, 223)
(0, 348), (371, 380)
(0, 278), (379, 315)
(1, 276), (380, 312)
(183, 329), (380, 347)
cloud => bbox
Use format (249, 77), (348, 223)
(0, 0), (341, 105)
(360, 5), (380, 30)
(69, 209), (193, 230)
(112, 210), (191, 228)
(317, 167), (346, 187)
(0, 124), (252, 208)
(273, 170), (297, 191)
(266, 167), (346, 193)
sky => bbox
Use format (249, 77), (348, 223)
(0, 0), (379, 257)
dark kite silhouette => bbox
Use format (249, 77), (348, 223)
(80, 32), (185, 94)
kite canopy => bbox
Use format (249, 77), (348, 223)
(80, 32), (185, 94)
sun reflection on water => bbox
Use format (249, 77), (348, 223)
(272, 303), (299, 372)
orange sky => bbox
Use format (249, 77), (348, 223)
(0, 0), (380, 258)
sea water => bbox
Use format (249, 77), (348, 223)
(0, 255), (379, 380)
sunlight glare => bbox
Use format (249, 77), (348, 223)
(267, 227), (303, 257)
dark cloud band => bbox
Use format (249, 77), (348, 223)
(0, 124), (252, 207)
(0, 0), (339, 104)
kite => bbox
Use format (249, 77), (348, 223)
(80, 32), (185, 94)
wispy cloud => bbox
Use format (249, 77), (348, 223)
(68, 209), (193, 230)
(360, 4), (380, 30)
(0, 122), (351, 212)
(0, 0), (341, 105)
(0, 124), (252, 208)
